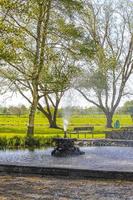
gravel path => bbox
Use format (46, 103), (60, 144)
(0, 176), (133, 200)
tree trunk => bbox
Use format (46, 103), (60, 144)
(27, 85), (38, 136)
(48, 113), (59, 128)
(105, 112), (113, 128)
(27, 106), (35, 136)
(49, 119), (58, 128)
(47, 111), (59, 128)
(37, 99), (60, 129)
(50, 105), (59, 128)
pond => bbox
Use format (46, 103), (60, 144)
(0, 147), (133, 172)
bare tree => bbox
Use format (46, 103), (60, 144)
(76, 0), (133, 128)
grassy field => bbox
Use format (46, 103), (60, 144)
(0, 114), (132, 139)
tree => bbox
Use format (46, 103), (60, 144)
(0, 0), (52, 135)
(118, 100), (133, 115)
(0, 0), (83, 134)
(16, 50), (79, 128)
(37, 51), (78, 128)
(76, 0), (133, 128)
(8, 105), (28, 116)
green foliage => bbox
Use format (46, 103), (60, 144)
(60, 0), (83, 12)
(57, 18), (82, 39)
(25, 136), (40, 147)
(0, 137), (7, 149)
(0, 0), (17, 9)
(78, 44), (96, 58)
(7, 136), (24, 147)
(117, 101), (133, 114)
(88, 70), (108, 91)
(0, 135), (54, 149)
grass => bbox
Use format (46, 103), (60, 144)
(0, 114), (132, 140)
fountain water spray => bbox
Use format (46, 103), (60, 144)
(63, 118), (69, 138)
(63, 107), (72, 138)
(62, 90), (74, 138)
(51, 90), (85, 156)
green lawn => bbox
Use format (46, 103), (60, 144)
(0, 114), (132, 139)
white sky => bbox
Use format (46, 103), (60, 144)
(0, 90), (89, 108)
(0, 89), (131, 108)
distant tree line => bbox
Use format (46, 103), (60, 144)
(117, 101), (133, 115)
(0, 105), (28, 116)
(0, 105), (103, 116)
(1, 100), (133, 117)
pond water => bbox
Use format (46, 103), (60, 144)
(0, 147), (133, 172)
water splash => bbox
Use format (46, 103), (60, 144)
(63, 118), (69, 132)
(62, 106), (72, 132)
(62, 90), (73, 132)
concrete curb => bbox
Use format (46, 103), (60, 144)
(0, 164), (133, 180)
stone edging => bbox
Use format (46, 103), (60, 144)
(0, 164), (133, 180)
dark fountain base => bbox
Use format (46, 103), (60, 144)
(51, 138), (85, 157)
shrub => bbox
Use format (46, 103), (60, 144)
(7, 136), (24, 147)
(38, 137), (54, 147)
(0, 136), (54, 149)
(25, 136), (40, 147)
(0, 137), (7, 149)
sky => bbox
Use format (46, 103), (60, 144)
(0, 90), (90, 108)
(0, 89), (131, 108)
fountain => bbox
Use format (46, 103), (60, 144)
(0, 120), (133, 179)
(51, 118), (85, 156)
(0, 100), (133, 179)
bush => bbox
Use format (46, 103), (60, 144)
(7, 136), (24, 147)
(0, 137), (7, 149)
(25, 136), (40, 147)
(0, 136), (54, 149)
(38, 137), (53, 147)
